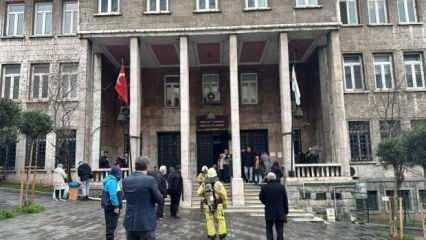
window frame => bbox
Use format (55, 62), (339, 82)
(245, 0), (269, 10)
(296, 0), (320, 8)
(98, 0), (120, 14)
(34, 2), (53, 36)
(240, 72), (259, 105)
(26, 136), (47, 169)
(62, 1), (79, 35)
(196, 0), (219, 11)
(1, 65), (20, 99)
(368, 0), (389, 24)
(343, 54), (364, 90)
(340, 0), (359, 25)
(202, 73), (221, 105)
(163, 75), (180, 108)
(146, 0), (169, 13)
(404, 53), (425, 89)
(6, 3), (25, 37)
(31, 64), (50, 101)
(60, 63), (79, 100)
(398, 0), (418, 24)
(373, 54), (394, 90)
(348, 121), (372, 162)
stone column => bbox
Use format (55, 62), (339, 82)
(180, 36), (192, 208)
(229, 34), (245, 206)
(279, 32), (293, 175)
(129, 37), (141, 171)
(328, 31), (350, 176)
(91, 53), (102, 169)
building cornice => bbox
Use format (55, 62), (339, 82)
(78, 22), (341, 38)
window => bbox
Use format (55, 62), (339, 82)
(246, 0), (268, 9)
(340, 0), (359, 25)
(34, 2), (53, 35)
(240, 73), (258, 104)
(315, 192), (327, 200)
(404, 53), (425, 89)
(374, 54), (394, 89)
(202, 74), (220, 104)
(6, 4), (25, 36)
(296, 0), (319, 7)
(63, 1), (78, 34)
(419, 190), (426, 203)
(343, 54), (364, 90)
(31, 64), (50, 100)
(147, 0), (168, 13)
(26, 136), (46, 169)
(349, 121), (372, 161)
(61, 63), (79, 99)
(99, 0), (120, 14)
(387, 190), (412, 210)
(196, 0), (218, 11)
(331, 192), (343, 200)
(367, 191), (379, 210)
(1, 65), (20, 99)
(411, 119), (426, 128)
(0, 143), (16, 170)
(368, 0), (388, 24)
(164, 75), (180, 108)
(398, 0), (418, 23)
(55, 129), (76, 169)
(380, 120), (402, 140)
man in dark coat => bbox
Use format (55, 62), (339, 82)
(77, 161), (92, 200)
(167, 167), (183, 218)
(123, 158), (163, 240)
(259, 172), (289, 240)
(242, 146), (255, 183)
(149, 165), (168, 219)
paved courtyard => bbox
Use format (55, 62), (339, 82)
(0, 189), (417, 240)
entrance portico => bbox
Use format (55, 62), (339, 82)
(87, 28), (351, 207)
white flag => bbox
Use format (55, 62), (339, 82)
(291, 65), (301, 106)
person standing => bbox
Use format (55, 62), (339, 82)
(261, 152), (271, 173)
(100, 152), (110, 169)
(77, 161), (93, 200)
(254, 155), (265, 185)
(259, 172), (289, 240)
(52, 163), (67, 201)
(217, 153), (225, 182)
(167, 167), (183, 218)
(197, 166), (209, 185)
(271, 161), (284, 183)
(123, 158), (163, 240)
(156, 166), (168, 219)
(222, 149), (231, 183)
(101, 166), (123, 240)
(197, 168), (228, 240)
(242, 146), (255, 183)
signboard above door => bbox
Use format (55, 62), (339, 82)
(197, 113), (228, 131)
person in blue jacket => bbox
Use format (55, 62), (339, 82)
(101, 166), (123, 240)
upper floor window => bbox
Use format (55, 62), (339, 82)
(241, 73), (258, 104)
(99, 0), (120, 14)
(296, 0), (319, 7)
(374, 54), (394, 89)
(404, 53), (425, 89)
(368, 0), (388, 24)
(31, 64), (50, 100)
(147, 0), (168, 13)
(246, 0), (268, 9)
(63, 1), (78, 34)
(196, 0), (218, 11)
(343, 54), (364, 90)
(6, 4), (25, 36)
(164, 75), (180, 108)
(34, 2), (53, 36)
(398, 0), (418, 23)
(202, 74), (220, 105)
(1, 65), (20, 99)
(340, 0), (359, 25)
(61, 63), (79, 99)
(348, 121), (372, 162)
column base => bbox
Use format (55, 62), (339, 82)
(231, 177), (245, 206)
(181, 178), (193, 208)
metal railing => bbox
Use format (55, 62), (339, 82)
(294, 164), (342, 178)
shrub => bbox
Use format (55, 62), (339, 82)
(0, 209), (17, 220)
(21, 203), (44, 214)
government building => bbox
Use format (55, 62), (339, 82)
(0, 0), (425, 215)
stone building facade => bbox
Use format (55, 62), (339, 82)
(0, 0), (425, 212)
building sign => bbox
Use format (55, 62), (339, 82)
(197, 114), (228, 131)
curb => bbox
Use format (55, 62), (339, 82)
(365, 223), (423, 232)
(0, 187), (51, 196)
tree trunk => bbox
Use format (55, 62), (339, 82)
(392, 168), (402, 238)
(24, 139), (34, 206)
(65, 138), (72, 181)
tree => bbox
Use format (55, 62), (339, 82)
(18, 111), (53, 206)
(0, 99), (21, 174)
(405, 123), (426, 172)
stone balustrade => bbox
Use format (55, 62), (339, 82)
(92, 168), (130, 183)
(294, 164), (342, 178)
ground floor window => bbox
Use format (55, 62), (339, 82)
(158, 132), (180, 169)
(355, 191), (378, 210)
(0, 142), (16, 169)
(25, 136), (46, 169)
(386, 190), (412, 211)
(419, 190), (426, 203)
(348, 121), (372, 161)
(55, 130), (76, 169)
(411, 119), (426, 128)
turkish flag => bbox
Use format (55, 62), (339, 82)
(114, 64), (128, 105)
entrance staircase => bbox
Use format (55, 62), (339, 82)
(191, 182), (324, 223)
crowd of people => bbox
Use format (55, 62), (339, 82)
(50, 147), (288, 240)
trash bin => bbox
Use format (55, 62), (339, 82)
(68, 181), (80, 201)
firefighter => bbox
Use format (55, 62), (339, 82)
(197, 168), (228, 240)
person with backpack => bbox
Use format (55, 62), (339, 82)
(101, 166), (123, 240)
(197, 168), (228, 240)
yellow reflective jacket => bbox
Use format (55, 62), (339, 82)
(197, 180), (228, 208)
